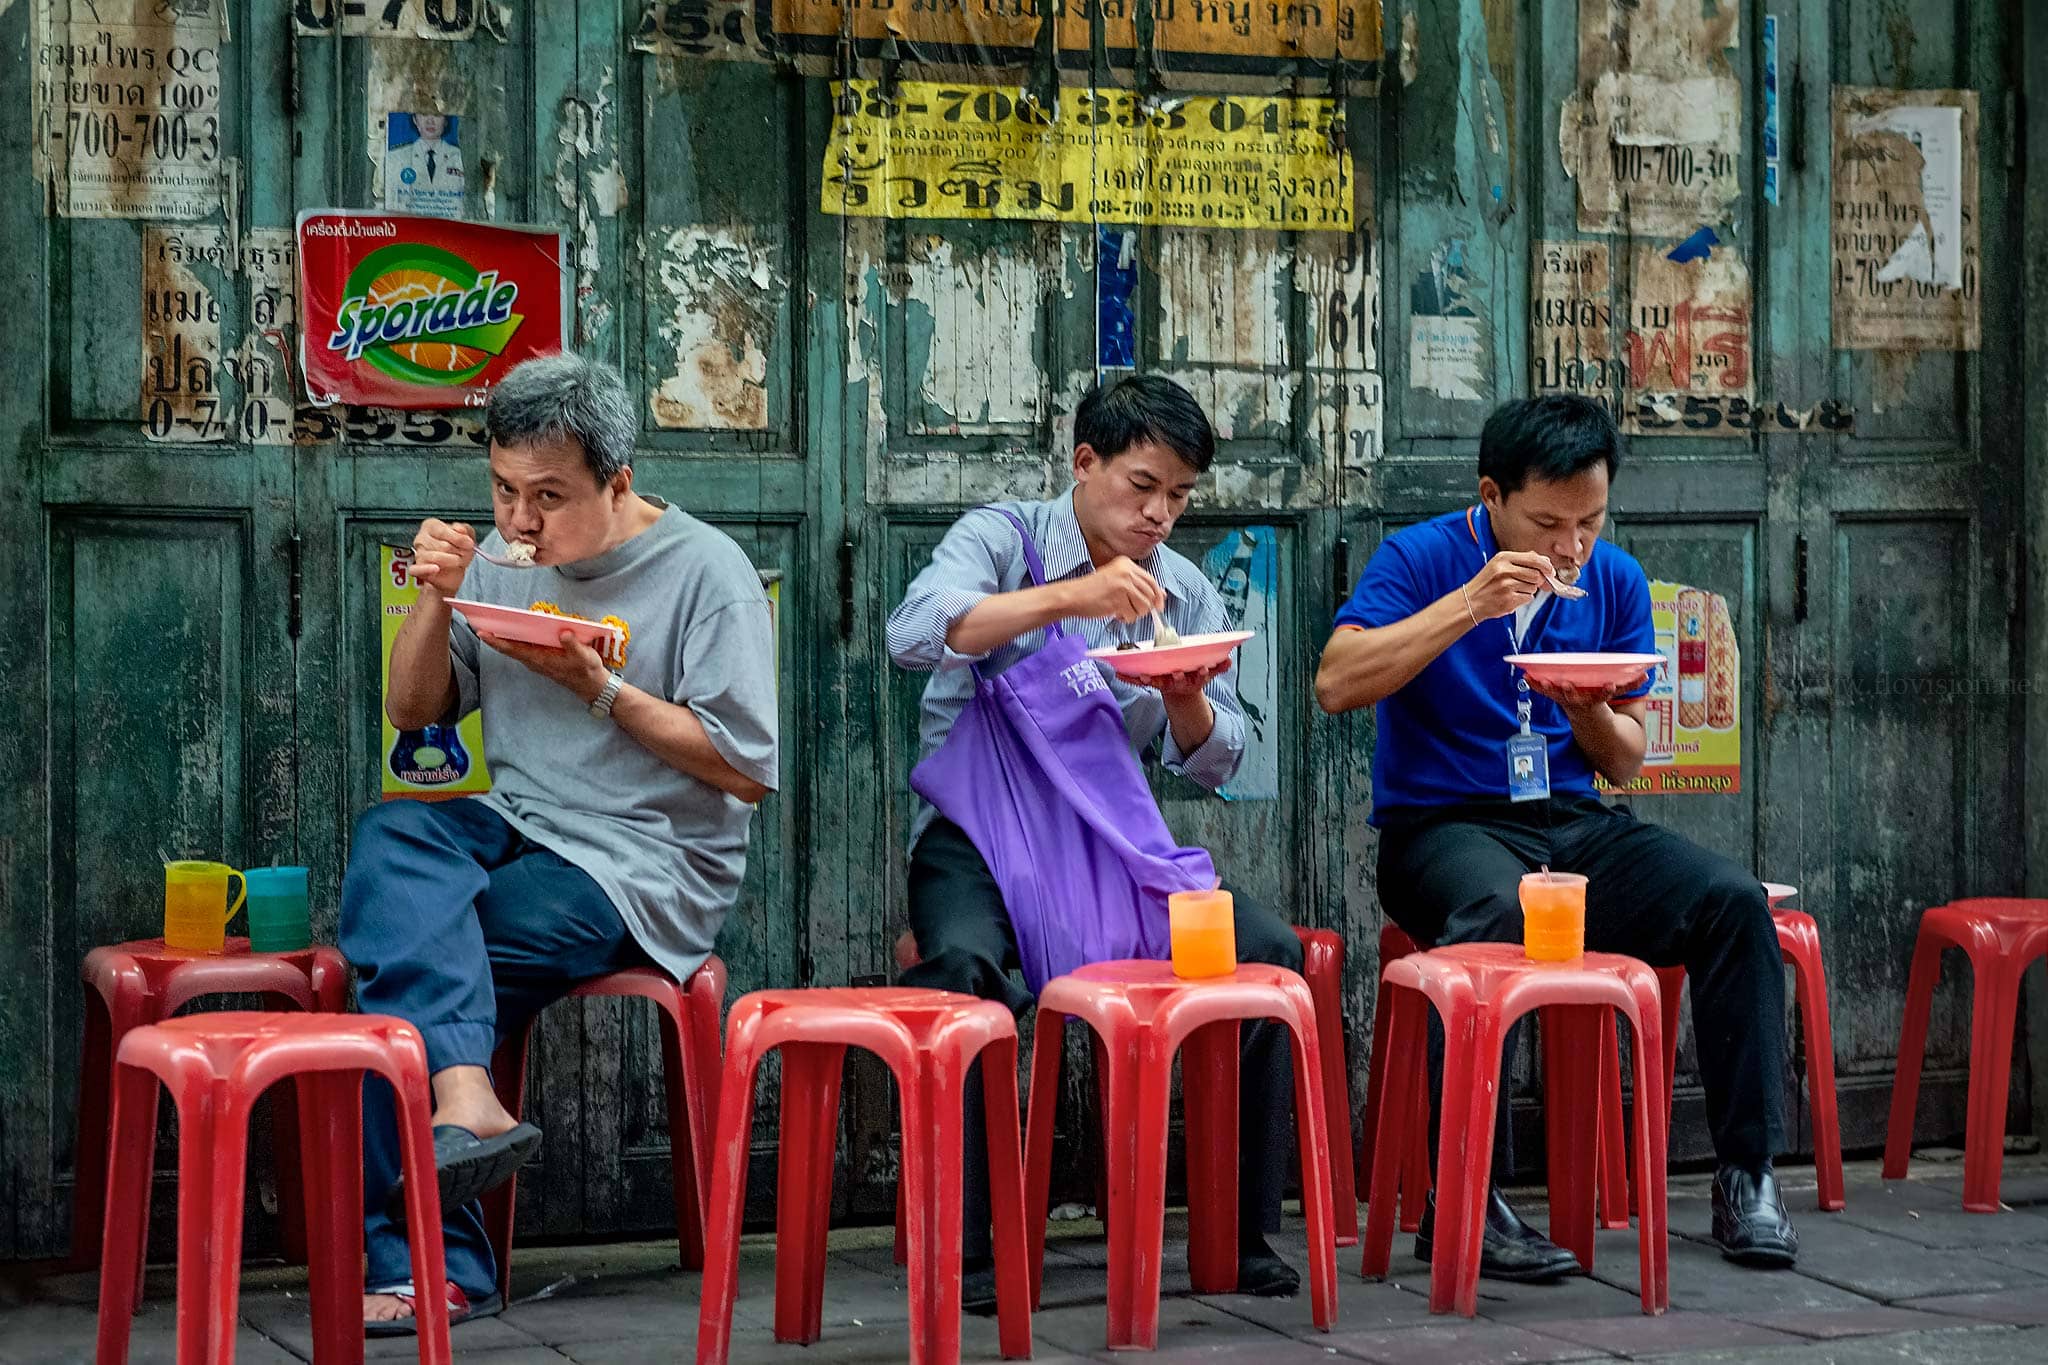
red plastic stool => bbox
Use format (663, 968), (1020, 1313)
(94, 1012), (450, 1365)
(1362, 944), (1668, 1318)
(1883, 898), (2048, 1211)
(71, 938), (349, 1271)
(890, 924), (1360, 1249)
(1596, 897), (1846, 1220)
(1360, 923), (1432, 1234)
(695, 988), (1032, 1365)
(1023, 961), (1337, 1351)
(481, 958), (725, 1301)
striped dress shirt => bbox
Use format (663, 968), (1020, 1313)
(887, 487), (1246, 854)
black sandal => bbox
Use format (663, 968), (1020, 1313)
(386, 1122), (542, 1223)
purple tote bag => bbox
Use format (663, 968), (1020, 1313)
(909, 508), (1218, 992)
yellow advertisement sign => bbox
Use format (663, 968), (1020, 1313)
(380, 546), (492, 800)
(823, 81), (1355, 230)
(1594, 580), (1741, 796)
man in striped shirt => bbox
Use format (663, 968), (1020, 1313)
(888, 375), (1307, 1307)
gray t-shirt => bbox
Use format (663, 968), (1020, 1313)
(447, 499), (778, 982)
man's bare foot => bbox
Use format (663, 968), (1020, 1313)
(364, 1291), (413, 1325)
(429, 1064), (518, 1138)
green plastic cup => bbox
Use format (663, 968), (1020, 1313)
(245, 866), (311, 953)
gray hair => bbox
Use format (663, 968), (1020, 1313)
(485, 352), (636, 484)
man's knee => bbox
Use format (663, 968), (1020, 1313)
(1432, 890), (1522, 946)
(1224, 892), (1304, 973)
(340, 801), (458, 950)
(1695, 871), (1776, 958)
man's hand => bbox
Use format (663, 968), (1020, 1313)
(1153, 658), (1231, 701)
(480, 630), (613, 704)
(1525, 671), (1647, 718)
(409, 518), (478, 600)
(1063, 556), (1167, 624)
(1464, 550), (1557, 622)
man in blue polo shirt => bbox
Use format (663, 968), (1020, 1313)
(1315, 395), (1797, 1278)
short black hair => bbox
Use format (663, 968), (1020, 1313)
(1478, 395), (1622, 494)
(1073, 374), (1216, 473)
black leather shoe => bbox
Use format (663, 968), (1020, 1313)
(1236, 1237), (1301, 1297)
(1712, 1162), (1798, 1267)
(961, 1258), (999, 1317)
(1414, 1188), (1581, 1283)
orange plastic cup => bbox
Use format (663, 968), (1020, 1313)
(1520, 872), (1587, 962)
(1169, 889), (1237, 979)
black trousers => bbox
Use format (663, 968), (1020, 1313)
(902, 818), (1301, 1261)
(1376, 795), (1786, 1178)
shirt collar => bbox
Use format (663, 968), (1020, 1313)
(1048, 486), (1176, 596)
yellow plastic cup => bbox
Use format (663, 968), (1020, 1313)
(1169, 889), (1237, 979)
(1520, 872), (1587, 961)
(163, 861), (247, 954)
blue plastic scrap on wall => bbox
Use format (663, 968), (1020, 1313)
(1096, 225), (1137, 372)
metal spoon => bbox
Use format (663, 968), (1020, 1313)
(386, 542), (539, 579)
(1545, 572), (1588, 600)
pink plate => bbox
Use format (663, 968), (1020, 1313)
(1762, 881), (1798, 908)
(1504, 652), (1665, 689)
(1087, 630), (1254, 681)
(449, 599), (621, 654)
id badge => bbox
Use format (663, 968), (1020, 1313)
(1507, 731), (1551, 803)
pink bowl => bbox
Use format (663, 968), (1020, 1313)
(1505, 652), (1665, 689)
(449, 599), (621, 654)
(1087, 630), (1254, 681)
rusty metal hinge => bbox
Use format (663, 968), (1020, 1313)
(838, 536), (856, 640)
(1789, 62), (1807, 174)
(1793, 534), (1809, 624)
(286, 530), (303, 640)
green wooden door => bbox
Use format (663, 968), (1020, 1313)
(1371, 0), (2025, 1168)
(286, 9), (820, 1238)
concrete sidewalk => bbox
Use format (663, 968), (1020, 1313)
(7, 1155), (2047, 1363)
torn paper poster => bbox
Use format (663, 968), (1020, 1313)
(1762, 14), (1780, 205)
(1202, 526), (1279, 802)
(1624, 246), (1752, 438)
(1559, 0), (1741, 234)
(293, 0), (480, 39)
(1531, 239), (1621, 407)
(366, 37), (467, 199)
(1408, 238), (1486, 402)
(34, 0), (230, 220)
(1831, 88), (1980, 351)
(631, 0), (1385, 90)
(384, 112), (467, 217)
(142, 226), (229, 442)
(1858, 106), (1963, 288)
(236, 229), (301, 445)
(141, 227), (309, 445)
(650, 226), (775, 430)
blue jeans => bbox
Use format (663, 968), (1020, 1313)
(340, 797), (644, 1296)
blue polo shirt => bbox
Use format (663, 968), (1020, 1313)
(1333, 506), (1656, 823)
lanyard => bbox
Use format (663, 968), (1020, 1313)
(1467, 506), (1538, 735)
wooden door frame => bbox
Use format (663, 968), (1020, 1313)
(2022, 4), (2048, 1144)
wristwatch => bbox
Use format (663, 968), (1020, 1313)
(588, 670), (625, 720)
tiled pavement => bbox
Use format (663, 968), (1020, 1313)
(6, 1157), (2047, 1363)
